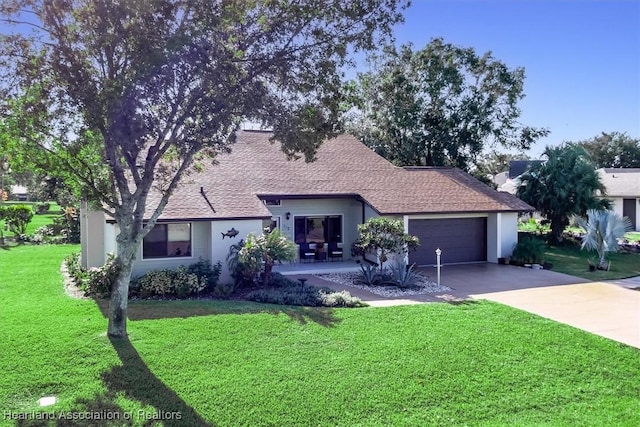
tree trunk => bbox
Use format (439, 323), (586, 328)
(107, 237), (138, 338)
(107, 263), (133, 337)
(549, 217), (568, 246)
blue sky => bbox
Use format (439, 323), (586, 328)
(379, 0), (640, 158)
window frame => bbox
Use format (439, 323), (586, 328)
(141, 222), (193, 260)
(293, 214), (343, 244)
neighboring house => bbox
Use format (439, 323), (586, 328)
(9, 185), (29, 201)
(497, 160), (544, 195)
(597, 168), (640, 231)
(81, 130), (533, 281)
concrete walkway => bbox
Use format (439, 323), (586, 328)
(291, 264), (640, 349)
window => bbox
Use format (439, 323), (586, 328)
(263, 199), (281, 206)
(262, 217), (280, 233)
(294, 215), (342, 244)
(143, 223), (192, 259)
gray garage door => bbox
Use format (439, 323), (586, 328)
(409, 218), (487, 266)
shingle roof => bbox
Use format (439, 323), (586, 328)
(149, 130), (533, 220)
(598, 168), (640, 197)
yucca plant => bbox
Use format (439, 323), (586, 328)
(573, 209), (633, 270)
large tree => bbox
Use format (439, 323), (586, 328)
(0, 0), (406, 337)
(516, 144), (610, 245)
(573, 132), (640, 168)
(346, 38), (548, 171)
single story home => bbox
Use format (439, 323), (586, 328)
(597, 168), (640, 231)
(81, 130), (533, 282)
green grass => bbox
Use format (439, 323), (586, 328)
(0, 202), (61, 237)
(544, 244), (640, 280)
(626, 232), (640, 243)
(1, 245), (639, 426)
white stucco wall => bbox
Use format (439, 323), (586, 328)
(609, 196), (640, 231)
(131, 221), (211, 279)
(485, 212), (518, 262)
(499, 212), (519, 258)
(80, 206), (108, 269)
(610, 197), (624, 217)
(211, 219), (264, 283)
(486, 213), (499, 263)
(266, 198), (364, 259)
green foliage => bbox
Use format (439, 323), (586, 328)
(574, 132), (640, 168)
(573, 209), (633, 269)
(64, 253), (120, 298)
(227, 240), (260, 287)
(29, 225), (55, 244)
(511, 236), (546, 265)
(51, 206), (80, 243)
(3, 245), (640, 426)
(227, 230), (297, 286)
(34, 202), (50, 214)
(211, 282), (237, 299)
(0, 204), (34, 235)
(355, 263), (384, 286)
(348, 39), (548, 171)
(388, 261), (420, 289)
(64, 252), (88, 290)
(132, 266), (208, 299)
(186, 258), (222, 290)
(245, 283), (366, 308)
(0, 0), (406, 336)
(353, 217), (419, 267)
(85, 254), (120, 298)
(516, 144), (610, 245)
(269, 272), (303, 288)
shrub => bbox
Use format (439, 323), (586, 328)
(85, 254), (120, 297)
(64, 253), (88, 289)
(35, 203), (51, 214)
(30, 225), (55, 244)
(387, 261), (420, 289)
(186, 258), (222, 290)
(227, 241), (261, 287)
(212, 282), (237, 298)
(133, 270), (174, 297)
(352, 217), (419, 266)
(0, 205), (34, 234)
(132, 265), (208, 298)
(245, 283), (365, 307)
(52, 206), (80, 243)
(354, 264), (383, 286)
(511, 236), (546, 265)
(269, 272), (302, 288)
(227, 230), (297, 286)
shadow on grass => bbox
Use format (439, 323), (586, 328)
(100, 336), (211, 426)
(94, 298), (342, 328)
(16, 337), (211, 427)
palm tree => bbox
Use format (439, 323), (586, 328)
(573, 209), (632, 270)
(226, 229), (296, 286)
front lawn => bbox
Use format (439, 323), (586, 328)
(1, 245), (639, 426)
(544, 244), (640, 280)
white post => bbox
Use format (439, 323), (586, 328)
(435, 248), (442, 287)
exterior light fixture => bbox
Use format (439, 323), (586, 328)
(435, 248), (442, 286)
(286, 212), (291, 220)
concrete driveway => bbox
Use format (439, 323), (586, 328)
(299, 263), (640, 349)
(428, 264), (639, 349)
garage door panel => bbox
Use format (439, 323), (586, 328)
(409, 218), (487, 265)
